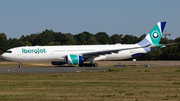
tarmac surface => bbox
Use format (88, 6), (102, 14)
(0, 66), (117, 73)
(1, 61), (180, 73)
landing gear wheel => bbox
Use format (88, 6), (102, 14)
(79, 64), (84, 67)
(18, 61), (22, 68)
(18, 65), (22, 68)
(89, 63), (93, 67)
(84, 63), (88, 67)
(93, 63), (98, 67)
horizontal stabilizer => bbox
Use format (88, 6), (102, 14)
(163, 43), (177, 46)
(150, 43), (176, 50)
(151, 43), (176, 48)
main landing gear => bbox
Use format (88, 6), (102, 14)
(79, 58), (98, 67)
(79, 63), (98, 67)
(18, 61), (22, 68)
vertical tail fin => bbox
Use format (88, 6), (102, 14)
(138, 22), (166, 47)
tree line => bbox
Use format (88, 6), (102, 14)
(0, 29), (180, 60)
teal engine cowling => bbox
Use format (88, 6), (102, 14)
(66, 55), (83, 66)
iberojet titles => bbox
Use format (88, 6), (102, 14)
(22, 48), (46, 54)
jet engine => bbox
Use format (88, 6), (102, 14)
(66, 54), (83, 66)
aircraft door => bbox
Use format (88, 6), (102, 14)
(50, 48), (54, 55)
(17, 49), (21, 56)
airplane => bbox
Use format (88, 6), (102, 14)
(2, 22), (176, 68)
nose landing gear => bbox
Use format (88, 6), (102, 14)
(18, 61), (22, 68)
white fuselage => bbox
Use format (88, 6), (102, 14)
(2, 44), (147, 62)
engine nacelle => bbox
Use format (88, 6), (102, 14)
(51, 61), (65, 65)
(66, 55), (83, 66)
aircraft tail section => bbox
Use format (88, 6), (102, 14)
(137, 22), (166, 49)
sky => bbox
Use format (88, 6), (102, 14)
(0, 0), (179, 40)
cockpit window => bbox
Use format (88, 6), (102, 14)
(5, 51), (12, 53)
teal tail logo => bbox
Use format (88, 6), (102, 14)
(137, 22), (166, 52)
(149, 22), (166, 46)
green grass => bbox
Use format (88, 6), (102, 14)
(0, 66), (180, 100)
(107, 68), (119, 72)
(175, 70), (180, 72)
(144, 70), (150, 72)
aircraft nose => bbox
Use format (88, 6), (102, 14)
(1, 53), (9, 59)
(1, 53), (6, 58)
(1, 53), (4, 57)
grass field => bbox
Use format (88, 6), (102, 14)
(0, 64), (180, 100)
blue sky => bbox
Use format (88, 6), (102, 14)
(0, 0), (179, 39)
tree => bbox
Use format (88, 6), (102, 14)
(139, 34), (146, 41)
(0, 33), (8, 53)
(19, 35), (25, 41)
(8, 38), (18, 48)
(145, 51), (156, 60)
(48, 41), (61, 45)
(160, 38), (169, 44)
(95, 32), (112, 44)
(18, 35), (32, 46)
(24, 41), (32, 46)
(35, 29), (55, 45)
(74, 31), (98, 45)
(54, 32), (63, 45)
(87, 39), (99, 45)
(166, 44), (180, 60)
(26, 34), (39, 46)
(18, 41), (26, 46)
(61, 33), (76, 45)
(174, 37), (180, 43)
(110, 34), (122, 44)
(122, 35), (138, 44)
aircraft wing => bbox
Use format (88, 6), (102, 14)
(82, 44), (151, 58)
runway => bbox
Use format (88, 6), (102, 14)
(1, 61), (180, 73)
(0, 66), (117, 73)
